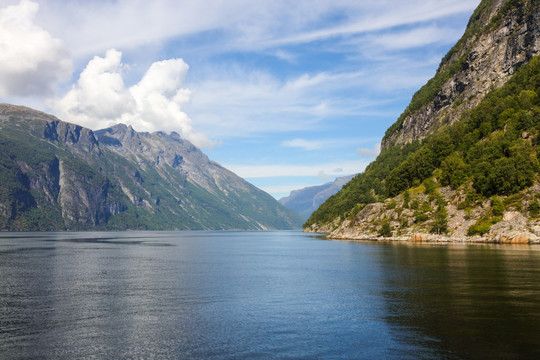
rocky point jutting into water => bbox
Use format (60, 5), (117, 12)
(305, 0), (540, 244)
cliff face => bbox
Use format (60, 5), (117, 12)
(306, 0), (540, 244)
(0, 103), (303, 231)
(382, 0), (540, 149)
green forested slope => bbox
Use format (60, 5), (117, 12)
(305, 55), (540, 229)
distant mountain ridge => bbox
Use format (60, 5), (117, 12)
(279, 175), (355, 219)
(0, 103), (303, 230)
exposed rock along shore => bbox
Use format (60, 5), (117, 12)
(305, 0), (540, 243)
(322, 230), (540, 245)
(307, 226), (540, 245)
(305, 184), (540, 245)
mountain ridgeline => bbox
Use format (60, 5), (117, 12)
(305, 0), (540, 243)
(279, 175), (355, 219)
(0, 104), (304, 231)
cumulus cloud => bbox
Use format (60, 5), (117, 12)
(0, 0), (71, 96)
(51, 49), (214, 148)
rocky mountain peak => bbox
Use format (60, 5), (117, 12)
(43, 120), (100, 154)
(0, 105), (303, 230)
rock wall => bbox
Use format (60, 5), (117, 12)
(382, 0), (540, 149)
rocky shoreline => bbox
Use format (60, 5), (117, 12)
(305, 185), (540, 245)
(322, 231), (540, 245)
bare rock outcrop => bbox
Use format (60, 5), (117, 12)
(382, 0), (540, 149)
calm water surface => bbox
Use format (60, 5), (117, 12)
(1, 231), (539, 359)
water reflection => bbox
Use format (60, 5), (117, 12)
(379, 243), (540, 359)
(1, 232), (540, 359)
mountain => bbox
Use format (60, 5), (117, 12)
(279, 175), (355, 219)
(0, 104), (304, 231)
(305, 0), (540, 243)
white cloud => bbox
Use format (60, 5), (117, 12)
(356, 143), (381, 158)
(224, 159), (368, 178)
(268, 1), (478, 47)
(188, 68), (379, 139)
(272, 50), (297, 63)
(50, 49), (214, 148)
(27, 0), (480, 60)
(282, 138), (328, 151)
(282, 137), (378, 151)
(318, 171), (331, 180)
(0, 0), (71, 96)
(371, 26), (462, 50)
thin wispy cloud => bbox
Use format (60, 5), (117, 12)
(263, 1), (476, 47)
(370, 26), (463, 50)
(187, 69), (370, 139)
(224, 160), (368, 179)
(282, 137), (379, 151)
(282, 138), (330, 151)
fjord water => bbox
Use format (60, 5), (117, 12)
(1, 231), (539, 359)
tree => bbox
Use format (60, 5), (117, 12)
(491, 196), (504, 216)
(379, 220), (393, 237)
(430, 204), (448, 234)
(529, 200), (540, 218)
(423, 178), (437, 195)
(440, 153), (468, 189)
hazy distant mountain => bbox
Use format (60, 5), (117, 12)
(279, 175), (355, 219)
(0, 103), (304, 231)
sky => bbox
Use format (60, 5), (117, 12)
(0, 0), (481, 199)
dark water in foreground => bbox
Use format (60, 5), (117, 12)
(1, 231), (540, 359)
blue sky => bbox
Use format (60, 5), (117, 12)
(0, 0), (480, 199)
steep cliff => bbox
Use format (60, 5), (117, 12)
(0, 104), (303, 231)
(306, 0), (540, 243)
(382, 0), (540, 148)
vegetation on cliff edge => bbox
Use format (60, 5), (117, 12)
(305, 55), (540, 229)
